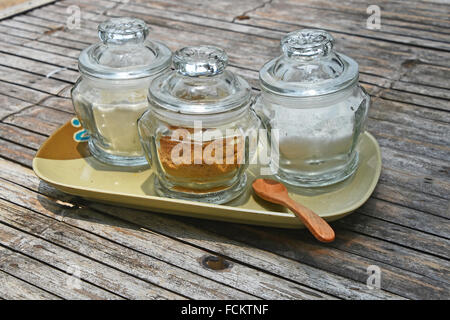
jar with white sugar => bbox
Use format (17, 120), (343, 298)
(254, 29), (370, 187)
(71, 17), (171, 166)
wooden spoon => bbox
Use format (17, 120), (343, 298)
(252, 178), (335, 243)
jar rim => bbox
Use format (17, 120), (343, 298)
(259, 52), (359, 97)
(260, 29), (359, 98)
(148, 74), (252, 115)
(148, 52), (252, 115)
(78, 40), (172, 80)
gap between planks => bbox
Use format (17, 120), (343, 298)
(0, 159), (444, 298)
(0, 159), (432, 300)
(0, 7), (448, 106)
(0, 188), (339, 300)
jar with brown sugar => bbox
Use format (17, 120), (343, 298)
(138, 46), (260, 203)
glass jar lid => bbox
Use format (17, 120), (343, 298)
(259, 29), (359, 97)
(78, 17), (172, 80)
(148, 45), (252, 114)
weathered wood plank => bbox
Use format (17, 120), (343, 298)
(0, 206), (259, 301)
(372, 183), (449, 219)
(0, 23), (40, 40)
(379, 147), (449, 184)
(0, 137), (35, 167)
(400, 63), (450, 90)
(0, 41), (78, 71)
(0, 21), (89, 50)
(60, 0), (267, 22)
(235, 0), (450, 49)
(0, 269), (61, 300)
(378, 167), (449, 207)
(0, 245), (123, 299)
(0, 0), (448, 301)
(0, 80), (50, 105)
(259, 0), (450, 27)
(0, 29), (29, 45)
(381, 89), (450, 113)
(358, 198), (449, 239)
(392, 81), (450, 101)
(0, 122), (47, 150)
(0, 94), (32, 120)
(0, 20), (420, 102)
(0, 52), (78, 83)
(12, 13), (68, 30)
(23, 36), (81, 59)
(373, 132), (450, 163)
(1, 158), (448, 299)
(102, 1), (450, 57)
(0, 18), (51, 33)
(11, 0), (450, 87)
(88, 199), (450, 285)
(59, 207), (396, 299)
(39, 96), (75, 113)
(370, 97), (450, 129)
(0, 6), (442, 127)
(3, 105), (74, 136)
(0, 219), (186, 299)
(96, 0), (450, 32)
(190, 218), (450, 299)
(335, 214), (450, 263)
(0, 187), (400, 300)
(101, 4), (450, 70)
(25, 2), (450, 98)
(0, 65), (69, 95)
(0, 145), (444, 300)
(0, 0), (58, 20)
(0, 178), (337, 300)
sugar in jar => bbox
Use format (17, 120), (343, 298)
(138, 46), (260, 203)
(254, 29), (370, 187)
(71, 17), (172, 166)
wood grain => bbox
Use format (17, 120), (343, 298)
(0, 269), (61, 300)
(0, 158), (403, 299)
(0, 0), (448, 300)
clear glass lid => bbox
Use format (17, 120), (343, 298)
(148, 45), (252, 114)
(78, 17), (172, 80)
(259, 29), (359, 97)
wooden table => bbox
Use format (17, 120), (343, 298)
(0, 0), (448, 300)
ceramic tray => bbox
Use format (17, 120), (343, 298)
(32, 118), (381, 228)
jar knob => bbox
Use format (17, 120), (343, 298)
(281, 29), (334, 59)
(98, 17), (149, 45)
(173, 46), (228, 77)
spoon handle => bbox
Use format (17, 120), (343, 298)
(283, 197), (335, 243)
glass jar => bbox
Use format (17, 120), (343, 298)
(255, 29), (370, 187)
(71, 17), (172, 166)
(138, 46), (260, 204)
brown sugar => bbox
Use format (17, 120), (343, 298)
(158, 134), (244, 183)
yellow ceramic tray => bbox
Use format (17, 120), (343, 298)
(33, 119), (381, 228)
